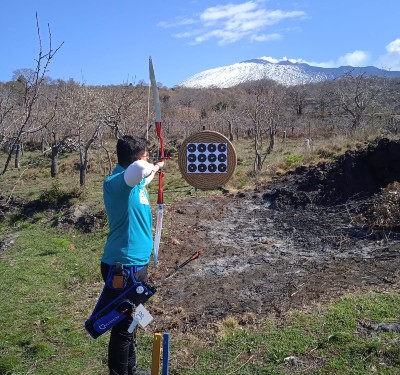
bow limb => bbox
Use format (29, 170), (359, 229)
(149, 56), (164, 266)
(153, 204), (163, 266)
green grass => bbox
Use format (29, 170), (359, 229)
(0, 224), (107, 374)
(179, 293), (400, 375)
(285, 154), (304, 167)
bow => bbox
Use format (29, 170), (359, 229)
(149, 56), (164, 267)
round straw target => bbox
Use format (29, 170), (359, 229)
(178, 130), (237, 190)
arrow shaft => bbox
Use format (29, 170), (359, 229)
(164, 249), (204, 279)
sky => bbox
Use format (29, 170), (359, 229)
(1, 0), (400, 88)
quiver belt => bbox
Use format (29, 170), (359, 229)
(85, 264), (156, 339)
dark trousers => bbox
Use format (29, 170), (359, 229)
(97, 262), (148, 375)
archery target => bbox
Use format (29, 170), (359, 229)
(178, 130), (237, 190)
(186, 142), (228, 174)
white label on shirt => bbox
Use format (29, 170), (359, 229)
(139, 189), (149, 205)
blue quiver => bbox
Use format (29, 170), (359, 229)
(85, 268), (156, 339)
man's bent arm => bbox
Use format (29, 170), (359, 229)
(124, 160), (154, 187)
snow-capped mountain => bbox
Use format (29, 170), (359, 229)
(179, 57), (400, 88)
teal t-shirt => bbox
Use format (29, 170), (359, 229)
(101, 164), (153, 266)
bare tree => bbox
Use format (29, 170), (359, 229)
(0, 83), (16, 150)
(1, 13), (63, 175)
(211, 101), (237, 140)
(61, 84), (103, 186)
(79, 121), (103, 186)
(102, 84), (146, 139)
(242, 81), (286, 173)
(287, 85), (308, 116)
(42, 80), (78, 177)
(331, 72), (383, 134)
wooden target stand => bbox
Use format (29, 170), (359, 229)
(178, 130), (237, 190)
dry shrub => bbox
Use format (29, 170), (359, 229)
(354, 182), (400, 232)
(216, 315), (241, 338)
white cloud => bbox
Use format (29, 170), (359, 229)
(336, 50), (369, 66)
(261, 39), (400, 72)
(301, 51), (369, 68)
(386, 39), (400, 54)
(259, 56), (281, 63)
(377, 38), (400, 71)
(159, 1), (306, 45)
(157, 17), (196, 29)
(200, 2), (259, 25)
(194, 29), (246, 45)
(250, 33), (281, 42)
(259, 51), (370, 68)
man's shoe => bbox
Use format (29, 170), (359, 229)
(132, 367), (150, 375)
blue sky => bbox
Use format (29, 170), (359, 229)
(1, 0), (399, 87)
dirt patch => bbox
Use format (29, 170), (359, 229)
(149, 138), (400, 335)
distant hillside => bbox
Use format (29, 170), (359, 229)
(179, 58), (400, 88)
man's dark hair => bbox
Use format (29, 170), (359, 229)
(116, 135), (147, 168)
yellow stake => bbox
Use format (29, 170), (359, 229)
(151, 333), (162, 375)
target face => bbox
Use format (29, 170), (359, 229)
(186, 142), (228, 174)
(178, 130), (237, 190)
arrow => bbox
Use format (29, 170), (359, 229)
(165, 249), (205, 279)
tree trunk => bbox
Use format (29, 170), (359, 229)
(80, 164), (87, 186)
(51, 146), (59, 177)
(266, 126), (276, 154)
(80, 149), (89, 186)
(14, 143), (21, 170)
(2, 147), (13, 174)
(253, 151), (262, 173)
(102, 145), (113, 176)
(41, 132), (47, 153)
(228, 121), (234, 141)
(252, 132), (262, 173)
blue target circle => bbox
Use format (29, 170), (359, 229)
(198, 153), (207, 163)
(188, 153), (197, 162)
(188, 164), (197, 172)
(187, 143), (196, 153)
(198, 163), (207, 172)
(217, 143), (227, 152)
(197, 143), (207, 152)
(208, 163), (217, 172)
(218, 163), (227, 172)
(218, 153), (227, 162)
(208, 153), (217, 162)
